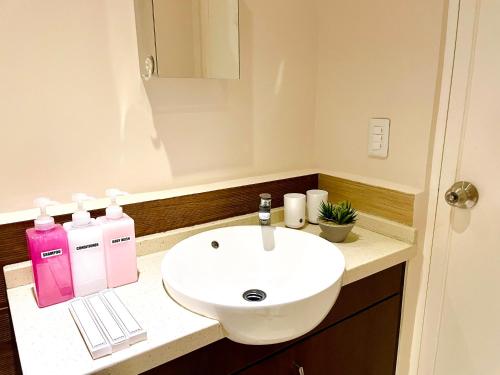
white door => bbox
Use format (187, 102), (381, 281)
(419, 1), (500, 374)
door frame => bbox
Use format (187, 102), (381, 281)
(415, 0), (480, 374)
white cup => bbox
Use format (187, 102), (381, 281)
(284, 193), (306, 229)
(306, 190), (329, 224)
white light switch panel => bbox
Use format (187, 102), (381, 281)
(368, 118), (390, 158)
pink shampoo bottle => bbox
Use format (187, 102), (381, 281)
(26, 198), (74, 307)
(97, 189), (137, 288)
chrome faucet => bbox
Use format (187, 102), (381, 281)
(258, 193), (272, 225)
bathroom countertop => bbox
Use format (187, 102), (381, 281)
(6, 222), (416, 375)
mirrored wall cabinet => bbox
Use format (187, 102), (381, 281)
(134, 0), (240, 80)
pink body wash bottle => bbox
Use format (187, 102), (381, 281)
(26, 198), (74, 307)
(97, 189), (137, 288)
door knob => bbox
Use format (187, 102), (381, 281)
(444, 181), (478, 208)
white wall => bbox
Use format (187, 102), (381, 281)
(0, 0), (317, 212)
(0, 0), (446, 211)
(314, 0), (445, 189)
(313, 2), (447, 374)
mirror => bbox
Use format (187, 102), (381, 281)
(134, 0), (240, 80)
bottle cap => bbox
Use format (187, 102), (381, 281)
(71, 193), (94, 226)
(33, 197), (57, 230)
(105, 189), (128, 220)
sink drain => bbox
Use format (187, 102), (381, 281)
(242, 289), (267, 302)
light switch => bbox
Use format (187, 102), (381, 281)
(368, 118), (390, 158)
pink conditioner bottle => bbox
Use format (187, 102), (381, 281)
(97, 189), (137, 288)
(26, 198), (74, 307)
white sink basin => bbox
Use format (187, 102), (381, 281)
(161, 225), (345, 345)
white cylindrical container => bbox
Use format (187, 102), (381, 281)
(284, 193), (306, 229)
(306, 189), (329, 224)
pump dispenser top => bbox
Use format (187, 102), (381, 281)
(105, 189), (128, 219)
(71, 193), (93, 227)
(33, 197), (57, 231)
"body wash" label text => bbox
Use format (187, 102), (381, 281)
(110, 236), (131, 245)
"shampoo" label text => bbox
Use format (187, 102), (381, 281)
(41, 249), (63, 258)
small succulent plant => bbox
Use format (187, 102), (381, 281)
(319, 201), (357, 225)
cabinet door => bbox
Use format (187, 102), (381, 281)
(239, 295), (401, 375)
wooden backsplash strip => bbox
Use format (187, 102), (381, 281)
(318, 174), (414, 226)
(0, 308), (12, 343)
(125, 174), (318, 237)
(0, 276), (6, 308)
(0, 174), (317, 307)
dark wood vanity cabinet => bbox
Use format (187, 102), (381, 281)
(238, 295), (401, 375)
(143, 263), (405, 375)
